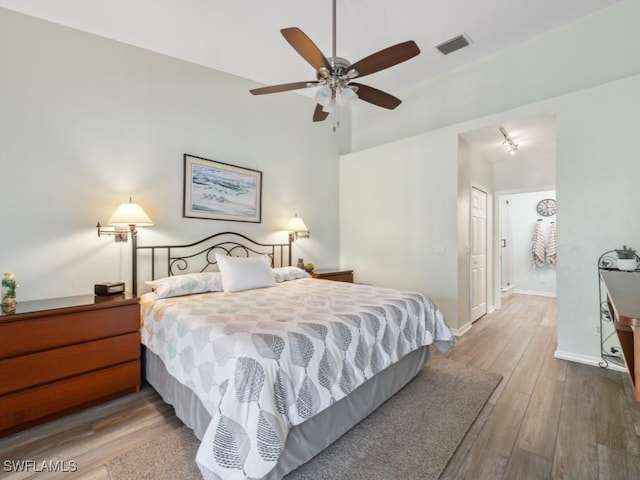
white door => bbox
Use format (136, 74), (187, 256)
(471, 187), (487, 321)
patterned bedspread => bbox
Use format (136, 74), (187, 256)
(140, 278), (455, 480)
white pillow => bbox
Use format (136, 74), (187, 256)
(145, 272), (223, 299)
(272, 266), (311, 283)
(215, 253), (276, 292)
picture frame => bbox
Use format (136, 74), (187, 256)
(183, 154), (262, 223)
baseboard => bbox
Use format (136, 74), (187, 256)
(512, 289), (557, 298)
(452, 307), (494, 337)
(554, 349), (627, 372)
(451, 321), (472, 337)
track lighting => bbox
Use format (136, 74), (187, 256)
(500, 127), (518, 155)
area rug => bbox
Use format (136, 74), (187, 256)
(106, 356), (501, 480)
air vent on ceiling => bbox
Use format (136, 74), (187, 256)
(436, 34), (471, 55)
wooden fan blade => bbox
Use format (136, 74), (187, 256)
(346, 41), (420, 78)
(351, 83), (401, 110)
(281, 28), (331, 71)
(313, 104), (329, 122)
(250, 81), (318, 95)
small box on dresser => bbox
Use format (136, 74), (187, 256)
(0, 293), (140, 436)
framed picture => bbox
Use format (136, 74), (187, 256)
(183, 154), (262, 223)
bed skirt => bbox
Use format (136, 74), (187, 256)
(143, 345), (430, 479)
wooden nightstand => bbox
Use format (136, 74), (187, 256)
(0, 293), (140, 436)
(311, 268), (354, 283)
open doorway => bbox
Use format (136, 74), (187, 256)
(459, 112), (557, 314)
(498, 189), (557, 300)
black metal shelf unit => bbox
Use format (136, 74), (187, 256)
(597, 250), (640, 368)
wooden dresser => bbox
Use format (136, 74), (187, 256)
(311, 268), (354, 283)
(601, 271), (640, 402)
(0, 293), (140, 436)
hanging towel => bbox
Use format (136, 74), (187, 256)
(531, 220), (545, 268)
(546, 222), (557, 267)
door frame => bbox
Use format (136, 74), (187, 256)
(498, 194), (514, 294)
(492, 185), (556, 311)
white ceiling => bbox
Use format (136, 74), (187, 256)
(460, 113), (557, 163)
(0, 0), (619, 157)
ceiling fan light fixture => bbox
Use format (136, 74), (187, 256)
(322, 101), (335, 114)
(315, 85), (333, 106)
(336, 86), (358, 107)
(343, 69), (359, 80)
(317, 67), (331, 81)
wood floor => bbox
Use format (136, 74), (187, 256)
(1, 293), (639, 479)
(440, 293), (640, 480)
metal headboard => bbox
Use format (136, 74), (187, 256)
(133, 231), (291, 295)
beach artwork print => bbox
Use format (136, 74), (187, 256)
(183, 154), (262, 222)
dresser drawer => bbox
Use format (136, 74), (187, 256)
(0, 303), (139, 359)
(0, 360), (140, 434)
(0, 332), (140, 396)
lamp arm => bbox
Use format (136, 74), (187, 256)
(132, 228), (138, 296)
(97, 222), (136, 242)
(288, 232), (293, 266)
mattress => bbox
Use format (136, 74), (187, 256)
(140, 276), (454, 479)
(144, 345), (430, 479)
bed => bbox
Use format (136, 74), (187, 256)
(135, 232), (455, 480)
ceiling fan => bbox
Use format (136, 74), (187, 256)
(249, 0), (421, 123)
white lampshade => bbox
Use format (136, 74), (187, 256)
(314, 85), (333, 107)
(322, 100), (336, 114)
(337, 87), (358, 107)
(107, 199), (153, 226)
(286, 215), (308, 232)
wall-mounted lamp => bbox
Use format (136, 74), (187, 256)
(97, 197), (152, 296)
(500, 127), (518, 156)
(96, 197), (153, 242)
(287, 214), (310, 242)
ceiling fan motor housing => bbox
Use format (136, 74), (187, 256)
(317, 57), (357, 90)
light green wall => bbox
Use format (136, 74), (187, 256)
(339, 124), (494, 331)
(342, 0), (640, 364)
(553, 75), (640, 365)
(0, 7), (348, 301)
(340, 130), (459, 324)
